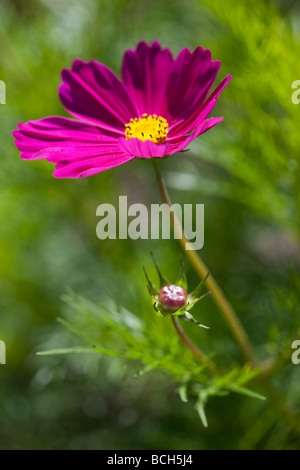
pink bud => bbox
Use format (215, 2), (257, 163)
(158, 284), (188, 312)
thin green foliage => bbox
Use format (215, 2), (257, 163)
(38, 290), (267, 426)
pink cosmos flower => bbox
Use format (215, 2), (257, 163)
(13, 41), (232, 178)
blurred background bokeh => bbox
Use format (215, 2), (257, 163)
(0, 0), (300, 450)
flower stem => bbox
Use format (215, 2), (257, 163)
(153, 159), (256, 365)
(171, 315), (218, 374)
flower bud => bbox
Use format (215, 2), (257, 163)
(158, 284), (188, 312)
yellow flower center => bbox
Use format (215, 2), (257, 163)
(125, 114), (168, 144)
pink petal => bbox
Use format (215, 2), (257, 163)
(172, 117), (224, 153)
(162, 47), (221, 124)
(167, 98), (218, 143)
(122, 40), (173, 116)
(13, 116), (134, 178)
(59, 59), (137, 135)
(118, 137), (172, 159)
(169, 74), (232, 136)
(13, 116), (119, 160)
(53, 153), (133, 178)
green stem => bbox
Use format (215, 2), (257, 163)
(171, 315), (218, 374)
(153, 159), (256, 365)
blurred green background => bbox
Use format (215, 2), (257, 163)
(0, 0), (300, 450)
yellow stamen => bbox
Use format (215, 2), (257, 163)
(125, 114), (168, 144)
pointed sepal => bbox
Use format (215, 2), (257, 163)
(179, 310), (210, 329)
(189, 271), (210, 300)
(175, 254), (188, 291)
(143, 266), (159, 297)
(186, 291), (212, 311)
(150, 252), (170, 287)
